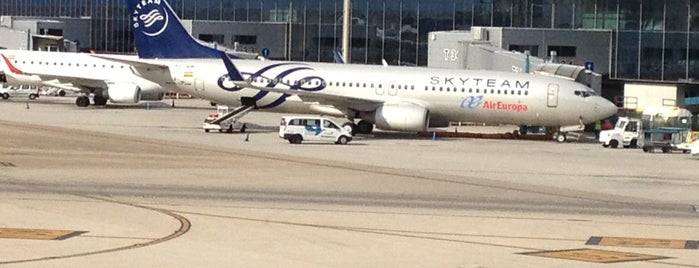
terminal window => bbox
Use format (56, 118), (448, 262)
(234, 35), (257, 45)
(509, 45), (539, 57)
(199, 34), (224, 44)
(547, 46), (577, 57)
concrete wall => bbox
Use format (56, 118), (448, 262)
(624, 84), (679, 110)
(184, 20), (288, 59)
(499, 28), (612, 74)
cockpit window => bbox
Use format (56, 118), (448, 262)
(574, 90), (596, 98)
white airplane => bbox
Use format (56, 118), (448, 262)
(108, 0), (618, 138)
(0, 50), (169, 107)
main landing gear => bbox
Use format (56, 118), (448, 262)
(75, 95), (108, 107)
(343, 120), (374, 135)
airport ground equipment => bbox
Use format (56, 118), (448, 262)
(1, 85), (9, 99)
(279, 116), (352, 145)
(691, 139), (699, 157)
(0, 85), (40, 100)
(599, 117), (642, 148)
(202, 104), (254, 133)
(641, 128), (693, 153)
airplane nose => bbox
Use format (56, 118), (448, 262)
(597, 97), (618, 119)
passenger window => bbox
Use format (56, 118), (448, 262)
(306, 119), (320, 127)
(324, 120), (340, 129)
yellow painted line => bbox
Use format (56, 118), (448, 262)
(521, 248), (667, 263)
(183, 71), (193, 77)
(587, 236), (698, 249)
(0, 227), (85, 240)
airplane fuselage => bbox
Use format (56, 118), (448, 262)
(151, 58), (614, 128)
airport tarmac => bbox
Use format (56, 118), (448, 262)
(0, 97), (698, 267)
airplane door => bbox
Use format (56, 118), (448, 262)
(547, 84), (559, 108)
(194, 79), (205, 92)
(375, 83), (385, 96)
(387, 81), (398, 96)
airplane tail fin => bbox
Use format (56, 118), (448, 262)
(125, 0), (221, 59)
(332, 49), (345, 64)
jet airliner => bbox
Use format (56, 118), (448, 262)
(0, 50), (168, 107)
(111, 0), (618, 138)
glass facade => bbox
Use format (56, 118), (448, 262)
(1, 0), (698, 82)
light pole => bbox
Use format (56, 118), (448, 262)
(342, 0), (351, 63)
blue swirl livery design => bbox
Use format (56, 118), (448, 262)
(217, 62), (327, 109)
(131, 0), (168, 37)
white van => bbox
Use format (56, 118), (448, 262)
(279, 116), (352, 144)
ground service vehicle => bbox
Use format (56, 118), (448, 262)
(279, 116), (352, 144)
(202, 105), (251, 133)
(599, 117), (642, 148)
(691, 139), (699, 157)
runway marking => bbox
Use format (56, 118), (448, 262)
(0, 195), (190, 265)
(0, 162), (16, 167)
(521, 248), (667, 263)
(0, 227), (85, 240)
(586, 236), (698, 250)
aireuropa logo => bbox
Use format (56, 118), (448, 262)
(131, 0), (169, 37)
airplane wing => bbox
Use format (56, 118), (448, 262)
(90, 55), (175, 88)
(219, 52), (385, 112)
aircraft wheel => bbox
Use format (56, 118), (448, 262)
(555, 133), (567, 143)
(93, 95), (108, 106)
(75, 96), (90, 107)
(357, 120), (374, 134)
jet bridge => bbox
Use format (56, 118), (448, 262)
(427, 30), (602, 94)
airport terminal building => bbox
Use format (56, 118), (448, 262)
(1, 0), (699, 108)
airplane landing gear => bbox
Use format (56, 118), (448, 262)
(93, 95), (108, 106)
(75, 96), (90, 107)
(343, 120), (374, 135)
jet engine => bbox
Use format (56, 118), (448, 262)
(373, 102), (430, 131)
(106, 83), (141, 103)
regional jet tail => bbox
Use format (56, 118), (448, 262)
(119, 0), (618, 139)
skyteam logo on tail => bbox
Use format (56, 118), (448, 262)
(131, 0), (169, 37)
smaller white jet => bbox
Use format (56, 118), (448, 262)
(0, 50), (168, 107)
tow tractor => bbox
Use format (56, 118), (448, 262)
(202, 97), (257, 133)
(599, 117), (643, 148)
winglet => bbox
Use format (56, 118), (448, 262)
(219, 51), (244, 81)
(1, 54), (24, 74)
